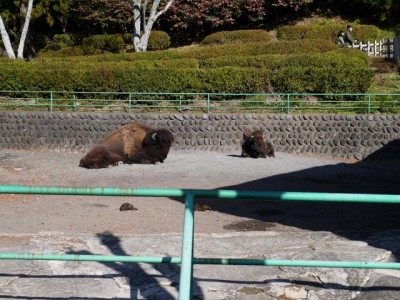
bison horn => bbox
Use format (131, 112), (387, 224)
(152, 133), (157, 141)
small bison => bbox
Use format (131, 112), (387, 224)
(79, 122), (174, 169)
(241, 129), (275, 159)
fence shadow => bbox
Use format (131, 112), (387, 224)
(67, 232), (203, 300)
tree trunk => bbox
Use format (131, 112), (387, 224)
(133, 0), (143, 52)
(17, 0), (34, 59)
(0, 15), (16, 59)
(133, 0), (173, 52)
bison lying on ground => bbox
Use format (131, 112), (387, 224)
(241, 129), (275, 158)
(79, 122), (174, 169)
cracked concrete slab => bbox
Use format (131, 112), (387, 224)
(0, 231), (398, 299)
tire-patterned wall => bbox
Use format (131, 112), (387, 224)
(0, 111), (399, 160)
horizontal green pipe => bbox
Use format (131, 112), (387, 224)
(193, 258), (400, 269)
(0, 185), (185, 197)
(1, 185), (400, 204)
(0, 253), (181, 264)
(1, 253), (399, 270)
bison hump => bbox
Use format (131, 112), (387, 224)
(101, 123), (150, 158)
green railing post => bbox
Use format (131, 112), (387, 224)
(287, 94), (290, 113)
(368, 94), (371, 113)
(207, 93), (210, 113)
(73, 95), (77, 112)
(128, 93), (132, 114)
(50, 91), (53, 112)
(179, 192), (195, 300)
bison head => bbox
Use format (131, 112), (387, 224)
(242, 136), (262, 158)
(142, 128), (174, 163)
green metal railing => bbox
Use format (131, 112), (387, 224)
(1, 185), (400, 299)
(0, 90), (399, 114)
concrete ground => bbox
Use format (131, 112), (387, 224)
(0, 149), (399, 299)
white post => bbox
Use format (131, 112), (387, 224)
(367, 41), (372, 55)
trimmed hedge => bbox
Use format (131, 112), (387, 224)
(201, 49), (369, 69)
(277, 25), (382, 43)
(272, 66), (374, 93)
(82, 34), (125, 54)
(0, 64), (271, 94)
(39, 31), (171, 57)
(39, 39), (337, 63)
(181, 39), (337, 60)
(38, 48), (184, 62)
(0, 57), (373, 94)
(201, 30), (272, 45)
(45, 34), (76, 51)
(0, 36), (373, 95)
(148, 30), (171, 51)
(38, 46), (86, 57)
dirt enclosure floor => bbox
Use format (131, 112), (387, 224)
(0, 149), (399, 237)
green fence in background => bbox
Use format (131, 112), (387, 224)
(1, 185), (400, 299)
(0, 90), (399, 114)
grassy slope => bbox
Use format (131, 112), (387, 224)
(368, 73), (400, 94)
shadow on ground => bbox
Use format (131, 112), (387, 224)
(67, 232), (203, 300)
(175, 140), (400, 260)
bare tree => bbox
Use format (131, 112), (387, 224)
(0, 15), (16, 59)
(132, 0), (173, 52)
(17, 0), (34, 59)
(0, 0), (34, 59)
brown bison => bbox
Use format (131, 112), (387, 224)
(79, 122), (174, 169)
(241, 129), (275, 158)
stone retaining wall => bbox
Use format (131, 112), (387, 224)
(0, 111), (399, 160)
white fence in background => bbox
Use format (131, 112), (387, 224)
(351, 35), (400, 63)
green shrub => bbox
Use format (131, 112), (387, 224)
(0, 37), (373, 95)
(44, 34), (76, 51)
(37, 46), (85, 58)
(37, 39), (336, 62)
(0, 62), (270, 94)
(48, 58), (200, 70)
(201, 50), (369, 69)
(201, 30), (272, 45)
(271, 66), (374, 94)
(121, 33), (133, 45)
(148, 31), (171, 51)
(277, 25), (382, 43)
(39, 48), (184, 62)
(121, 31), (171, 51)
(0, 57), (372, 94)
(183, 39), (336, 60)
(82, 34), (125, 54)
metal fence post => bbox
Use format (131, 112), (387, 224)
(287, 94), (290, 113)
(73, 95), (77, 112)
(368, 94), (371, 114)
(207, 93), (210, 113)
(128, 93), (132, 114)
(179, 192), (195, 300)
(50, 91), (53, 112)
